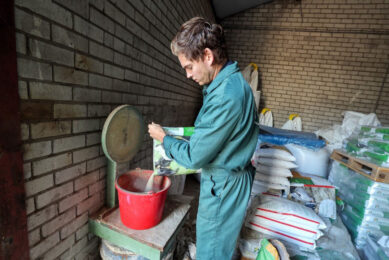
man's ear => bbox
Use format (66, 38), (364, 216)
(203, 48), (214, 66)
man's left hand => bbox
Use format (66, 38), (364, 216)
(148, 122), (166, 143)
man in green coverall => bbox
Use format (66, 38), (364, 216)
(148, 17), (258, 259)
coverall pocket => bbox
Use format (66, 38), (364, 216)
(198, 174), (229, 221)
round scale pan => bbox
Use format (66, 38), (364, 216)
(102, 105), (144, 163)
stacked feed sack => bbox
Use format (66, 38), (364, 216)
(329, 162), (389, 249)
(245, 194), (326, 251)
(252, 147), (297, 192)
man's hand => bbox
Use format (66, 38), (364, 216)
(148, 122), (166, 143)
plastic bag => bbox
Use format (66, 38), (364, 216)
(259, 108), (273, 127)
(282, 114), (302, 131)
(242, 63), (259, 92)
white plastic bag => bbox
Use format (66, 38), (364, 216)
(259, 108), (273, 127)
(282, 114), (302, 131)
(242, 63), (258, 93)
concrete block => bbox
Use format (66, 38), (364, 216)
(15, 32), (26, 54)
(25, 174), (54, 197)
(14, 8), (50, 39)
(24, 163), (32, 180)
(73, 119), (100, 133)
(76, 193), (100, 215)
(86, 156), (106, 171)
(23, 140), (52, 161)
(54, 104), (87, 119)
(28, 228), (40, 247)
(86, 132), (101, 146)
(102, 91), (122, 103)
(55, 162), (86, 184)
(26, 197), (35, 215)
(59, 188), (88, 213)
(89, 41), (113, 61)
(54, 66), (88, 85)
(87, 104), (111, 117)
(73, 87), (101, 102)
(31, 121), (71, 139)
(73, 146), (100, 164)
(42, 208), (76, 237)
(29, 39), (74, 66)
(30, 82), (72, 101)
(42, 233), (75, 260)
(18, 80), (28, 99)
(60, 213), (88, 239)
(89, 73), (112, 89)
(74, 15), (104, 43)
(29, 232), (60, 259)
(75, 54), (103, 73)
(52, 25), (88, 52)
(104, 63), (124, 79)
(27, 204), (57, 231)
(36, 182), (74, 209)
(17, 58), (52, 80)
(20, 123), (29, 141)
(74, 170), (99, 191)
(53, 135), (85, 153)
(33, 152), (72, 176)
(15, 0), (72, 28)
(90, 7), (114, 32)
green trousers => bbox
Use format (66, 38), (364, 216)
(196, 167), (254, 260)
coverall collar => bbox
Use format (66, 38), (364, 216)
(202, 61), (239, 96)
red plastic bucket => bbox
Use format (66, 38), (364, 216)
(115, 169), (171, 230)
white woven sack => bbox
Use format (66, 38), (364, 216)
(257, 148), (296, 162)
(258, 158), (297, 169)
(255, 164), (292, 177)
(255, 172), (290, 187)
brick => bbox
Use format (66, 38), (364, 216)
(54, 104), (87, 118)
(42, 208), (76, 237)
(59, 188), (88, 213)
(89, 179), (105, 196)
(27, 204), (57, 231)
(90, 7), (114, 32)
(75, 54), (103, 73)
(102, 91), (122, 103)
(18, 80), (28, 99)
(73, 146), (100, 164)
(36, 182), (74, 209)
(55, 162), (86, 184)
(104, 1), (125, 25)
(23, 140), (51, 161)
(25, 174), (54, 197)
(52, 25), (88, 52)
(53, 135), (85, 153)
(24, 163), (32, 179)
(104, 63), (124, 79)
(28, 228), (40, 247)
(87, 156), (106, 171)
(89, 73), (112, 89)
(20, 123), (29, 141)
(33, 153), (72, 176)
(73, 87), (101, 102)
(124, 69), (139, 82)
(17, 58), (52, 80)
(30, 82), (72, 101)
(60, 213), (88, 239)
(15, 32), (26, 54)
(59, 236), (87, 260)
(20, 101), (52, 121)
(112, 79), (129, 91)
(77, 193), (100, 215)
(86, 132), (101, 146)
(113, 37), (125, 52)
(75, 223), (88, 240)
(54, 66), (88, 85)
(42, 233), (75, 260)
(29, 39), (74, 66)
(104, 32), (114, 48)
(15, 0), (72, 28)
(74, 15), (104, 43)
(26, 197), (35, 215)
(89, 41), (113, 61)
(122, 94), (137, 104)
(74, 170), (99, 191)
(53, 0), (89, 18)
(74, 237), (99, 260)
(31, 121), (71, 139)
(73, 119), (100, 133)
(14, 8), (50, 39)
(87, 104), (111, 117)
(29, 232), (60, 259)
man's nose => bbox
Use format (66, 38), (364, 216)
(186, 71), (192, 79)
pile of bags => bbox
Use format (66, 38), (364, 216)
(252, 147), (297, 192)
(329, 162), (389, 249)
(343, 126), (389, 167)
(245, 194), (326, 251)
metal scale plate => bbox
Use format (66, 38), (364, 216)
(88, 105), (192, 260)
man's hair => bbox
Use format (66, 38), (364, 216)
(171, 17), (228, 65)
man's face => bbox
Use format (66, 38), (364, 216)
(178, 52), (213, 86)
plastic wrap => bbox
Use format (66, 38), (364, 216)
(257, 134), (326, 150)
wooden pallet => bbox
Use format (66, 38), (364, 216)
(331, 149), (389, 184)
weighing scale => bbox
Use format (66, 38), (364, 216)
(88, 105), (192, 259)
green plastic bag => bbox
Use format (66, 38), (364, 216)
(256, 239), (279, 260)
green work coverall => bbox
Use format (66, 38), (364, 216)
(163, 61), (259, 259)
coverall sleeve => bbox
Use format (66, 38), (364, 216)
(162, 94), (241, 169)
